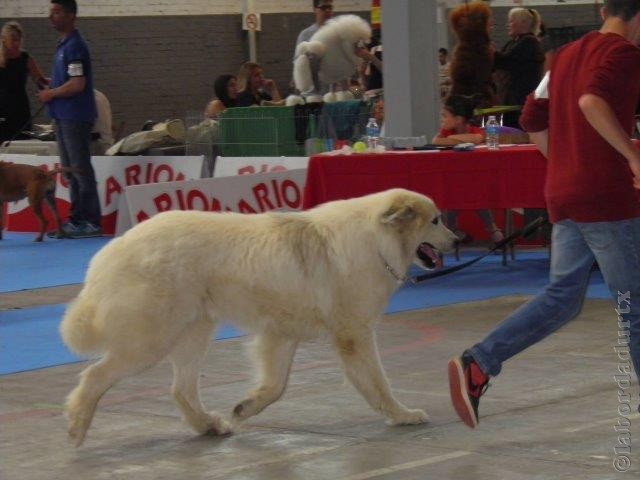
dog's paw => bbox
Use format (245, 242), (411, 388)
(389, 408), (429, 426)
(335, 90), (354, 102)
(203, 414), (233, 436)
(232, 395), (273, 424)
(65, 392), (96, 447)
(231, 398), (254, 422)
(67, 413), (91, 447)
(285, 94), (305, 106)
(323, 92), (338, 103)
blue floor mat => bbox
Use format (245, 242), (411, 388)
(1, 239), (610, 375)
(0, 304), (244, 375)
(386, 250), (608, 314)
(0, 232), (111, 293)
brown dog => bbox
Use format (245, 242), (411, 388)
(448, 1), (496, 109)
(0, 161), (74, 242)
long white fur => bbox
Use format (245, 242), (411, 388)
(293, 14), (371, 94)
(60, 188), (456, 447)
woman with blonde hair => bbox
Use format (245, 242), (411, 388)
(235, 62), (281, 107)
(0, 21), (48, 142)
(493, 7), (544, 128)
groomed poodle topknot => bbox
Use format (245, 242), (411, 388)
(293, 14), (371, 101)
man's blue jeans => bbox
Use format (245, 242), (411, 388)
(470, 218), (640, 381)
(55, 119), (101, 226)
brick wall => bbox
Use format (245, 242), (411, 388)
(2, 13), (364, 136)
(1, 0), (371, 17)
(2, 3), (600, 137)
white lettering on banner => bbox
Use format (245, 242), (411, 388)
(118, 169), (308, 235)
(214, 156), (309, 178)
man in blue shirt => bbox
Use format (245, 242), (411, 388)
(38, 0), (101, 238)
(295, 0), (334, 47)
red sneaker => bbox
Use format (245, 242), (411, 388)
(448, 352), (489, 428)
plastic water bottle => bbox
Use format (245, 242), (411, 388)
(365, 117), (380, 150)
(485, 115), (500, 150)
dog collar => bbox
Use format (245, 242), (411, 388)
(379, 253), (411, 285)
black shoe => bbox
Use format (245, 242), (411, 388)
(448, 351), (490, 428)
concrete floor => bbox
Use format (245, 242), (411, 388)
(1, 285), (637, 479)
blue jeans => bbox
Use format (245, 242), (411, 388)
(55, 119), (101, 226)
(470, 218), (640, 381)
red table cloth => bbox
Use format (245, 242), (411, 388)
(302, 145), (547, 210)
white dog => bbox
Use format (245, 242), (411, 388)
(292, 14), (371, 103)
(60, 188), (456, 446)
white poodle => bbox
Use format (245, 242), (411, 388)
(291, 14), (371, 103)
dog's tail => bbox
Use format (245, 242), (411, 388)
(293, 40), (325, 92)
(59, 296), (104, 356)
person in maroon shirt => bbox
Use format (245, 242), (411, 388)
(448, 0), (640, 429)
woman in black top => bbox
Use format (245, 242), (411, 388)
(0, 21), (47, 142)
(493, 8), (544, 129)
(235, 62), (281, 107)
(204, 74), (238, 118)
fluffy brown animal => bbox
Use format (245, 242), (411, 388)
(448, 1), (495, 109)
(0, 161), (72, 241)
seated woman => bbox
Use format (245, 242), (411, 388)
(433, 95), (504, 244)
(235, 62), (282, 107)
(432, 94), (484, 146)
(204, 74), (237, 119)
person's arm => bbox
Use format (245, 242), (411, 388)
(432, 129), (449, 145)
(295, 28), (307, 49)
(520, 91), (550, 159)
(494, 36), (537, 71)
(204, 99), (224, 119)
(354, 47), (383, 71)
(432, 135), (458, 146)
(263, 79), (281, 102)
(579, 93), (640, 187)
(26, 55), (48, 89)
(432, 134), (480, 146)
(37, 76), (86, 103)
(447, 133), (484, 144)
(528, 130), (548, 159)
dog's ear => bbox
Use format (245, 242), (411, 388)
(381, 203), (417, 226)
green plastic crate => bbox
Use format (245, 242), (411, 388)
(218, 106), (304, 157)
